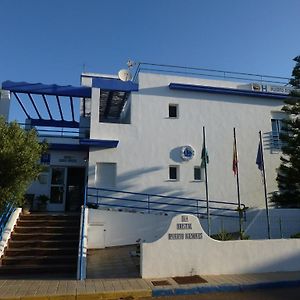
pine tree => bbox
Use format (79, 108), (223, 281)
(272, 56), (300, 207)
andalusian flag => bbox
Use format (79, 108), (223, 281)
(232, 141), (238, 176)
(201, 143), (209, 168)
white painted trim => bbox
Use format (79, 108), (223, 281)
(77, 206), (88, 280)
(0, 208), (22, 258)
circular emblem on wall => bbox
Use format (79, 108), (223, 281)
(181, 145), (195, 161)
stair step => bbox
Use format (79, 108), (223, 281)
(0, 264), (77, 275)
(0, 213), (80, 277)
(8, 239), (79, 248)
(19, 214), (80, 221)
(10, 233), (79, 241)
(14, 226), (79, 234)
(17, 220), (80, 227)
(5, 248), (78, 257)
(1, 255), (78, 265)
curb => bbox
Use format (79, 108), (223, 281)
(0, 289), (152, 300)
(152, 279), (300, 297)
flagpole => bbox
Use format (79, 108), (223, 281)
(233, 127), (243, 239)
(259, 130), (271, 239)
(203, 126), (211, 236)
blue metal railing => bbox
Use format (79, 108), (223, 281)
(0, 203), (15, 240)
(18, 123), (90, 139)
(133, 62), (290, 85)
(78, 186), (87, 280)
(87, 187), (246, 219)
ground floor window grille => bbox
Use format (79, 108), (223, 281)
(271, 118), (283, 150)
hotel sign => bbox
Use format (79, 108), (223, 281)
(251, 83), (293, 95)
(168, 215), (203, 240)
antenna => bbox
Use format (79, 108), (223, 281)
(118, 69), (132, 81)
(127, 60), (136, 69)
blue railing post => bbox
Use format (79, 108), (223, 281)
(147, 195), (150, 213)
(79, 186), (87, 280)
(0, 202), (15, 241)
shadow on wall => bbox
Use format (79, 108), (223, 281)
(251, 249), (300, 274)
(117, 167), (203, 203)
(170, 147), (184, 163)
(88, 166), (243, 235)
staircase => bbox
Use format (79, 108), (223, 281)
(0, 213), (80, 278)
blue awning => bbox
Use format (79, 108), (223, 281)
(79, 139), (119, 148)
(49, 139), (119, 151)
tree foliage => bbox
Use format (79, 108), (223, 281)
(0, 117), (47, 211)
(272, 56), (300, 207)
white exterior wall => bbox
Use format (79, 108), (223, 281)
(88, 73), (284, 209)
(141, 214), (300, 278)
(0, 89), (10, 120)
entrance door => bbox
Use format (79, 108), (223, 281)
(65, 167), (85, 212)
(49, 166), (85, 212)
(49, 167), (67, 211)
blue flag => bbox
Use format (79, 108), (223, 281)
(256, 141), (263, 171)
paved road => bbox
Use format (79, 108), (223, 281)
(139, 286), (300, 300)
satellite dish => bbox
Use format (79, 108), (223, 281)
(118, 69), (132, 81)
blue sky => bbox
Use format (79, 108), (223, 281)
(0, 0), (299, 120)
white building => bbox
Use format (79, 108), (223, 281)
(0, 89), (10, 120)
(1, 64), (291, 228)
(85, 71), (289, 211)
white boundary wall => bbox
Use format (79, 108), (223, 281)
(87, 209), (172, 248)
(141, 214), (300, 278)
(244, 208), (300, 239)
(0, 208), (22, 258)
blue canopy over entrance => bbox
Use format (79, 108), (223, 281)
(2, 80), (119, 150)
(2, 80), (92, 128)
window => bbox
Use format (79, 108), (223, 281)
(169, 165), (179, 180)
(96, 163), (117, 187)
(169, 104), (178, 118)
(271, 119), (283, 149)
(194, 166), (202, 181)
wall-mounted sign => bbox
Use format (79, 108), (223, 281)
(59, 155), (77, 163)
(41, 153), (51, 164)
(168, 215), (203, 240)
(251, 83), (293, 95)
(181, 145), (195, 161)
